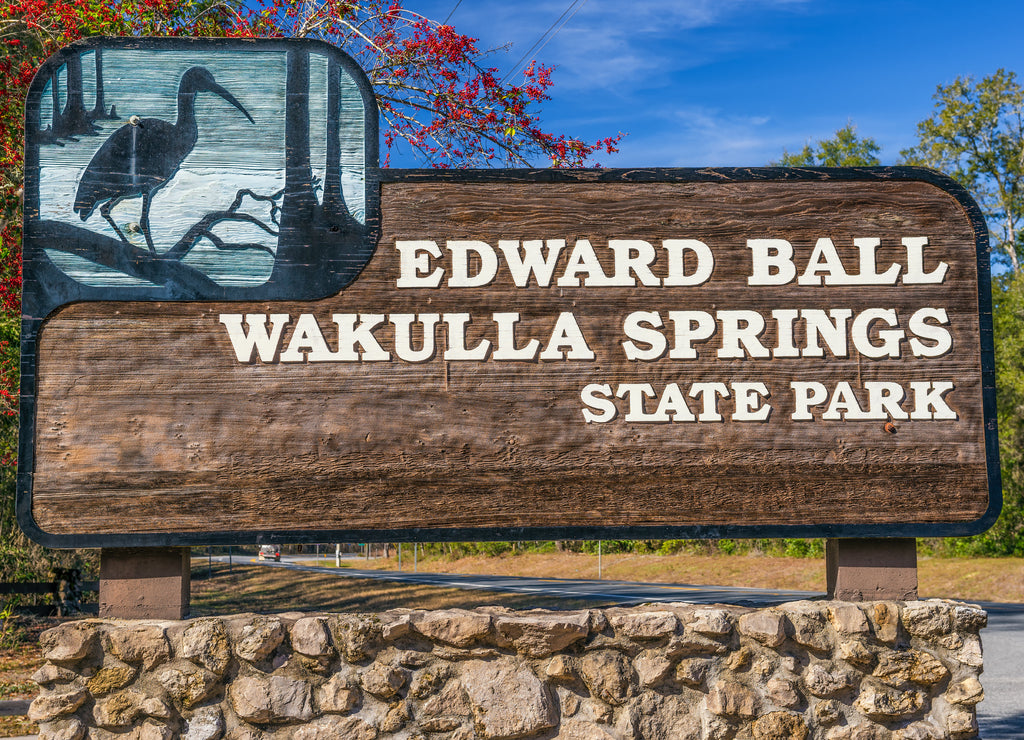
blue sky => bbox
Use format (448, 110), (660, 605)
(401, 0), (1024, 167)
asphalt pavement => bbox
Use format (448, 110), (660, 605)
(226, 554), (1023, 738)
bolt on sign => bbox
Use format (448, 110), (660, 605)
(19, 38), (999, 547)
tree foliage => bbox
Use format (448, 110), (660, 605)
(0, 0), (620, 580)
(901, 69), (1024, 273)
(776, 122), (881, 167)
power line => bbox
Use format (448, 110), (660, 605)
(500, 0), (589, 85)
(443, 0), (463, 24)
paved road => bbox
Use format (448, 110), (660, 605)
(223, 555), (1022, 738)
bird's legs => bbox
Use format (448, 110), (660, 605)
(99, 200), (131, 247)
(140, 191), (156, 253)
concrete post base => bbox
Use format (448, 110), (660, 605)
(826, 538), (918, 601)
(99, 547), (190, 619)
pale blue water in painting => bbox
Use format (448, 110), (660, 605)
(36, 48), (367, 287)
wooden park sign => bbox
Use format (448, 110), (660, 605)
(19, 38), (1000, 548)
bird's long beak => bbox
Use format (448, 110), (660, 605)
(209, 82), (255, 124)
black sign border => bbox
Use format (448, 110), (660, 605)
(18, 164), (1001, 547)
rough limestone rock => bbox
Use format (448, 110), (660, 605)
(946, 677), (984, 706)
(827, 604), (871, 635)
(752, 711), (810, 739)
(229, 674), (314, 724)
(707, 679), (760, 718)
(330, 615), (382, 663)
(870, 603), (901, 644)
(92, 689), (147, 728)
(783, 602), (833, 652)
(182, 705), (224, 740)
(409, 609), (492, 647)
(739, 611), (786, 647)
(690, 608), (733, 636)
(461, 658), (557, 739)
(675, 657), (712, 688)
(608, 610), (679, 640)
(231, 617), (285, 663)
(620, 692), (701, 739)
(873, 649), (950, 687)
(493, 611), (589, 656)
(419, 678), (471, 723)
(634, 651), (673, 687)
(290, 617), (333, 658)
(293, 715), (377, 740)
(27, 600), (988, 739)
(86, 657), (137, 695)
(155, 660), (219, 709)
(360, 662), (407, 698)
(316, 672), (359, 713)
(802, 662), (857, 697)
(28, 688), (87, 722)
(578, 651), (635, 706)
(766, 676), (802, 708)
(855, 681), (925, 719)
(179, 619), (231, 676)
(40, 623), (97, 663)
(36, 717), (85, 740)
(32, 663), (78, 686)
(902, 601), (954, 637)
(107, 625), (170, 671)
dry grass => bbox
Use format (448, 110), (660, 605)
(190, 562), (607, 615)
(361, 551), (1024, 604)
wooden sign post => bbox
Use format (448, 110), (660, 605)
(20, 39), (1000, 615)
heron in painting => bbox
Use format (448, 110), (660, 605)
(73, 66), (255, 253)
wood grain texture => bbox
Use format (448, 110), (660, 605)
(29, 179), (992, 537)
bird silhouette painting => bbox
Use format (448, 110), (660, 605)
(24, 40), (380, 315)
(73, 67), (255, 253)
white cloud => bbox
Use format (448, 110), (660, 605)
(444, 0), (813, 91)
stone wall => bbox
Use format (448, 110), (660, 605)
(30, 599), (986, 740)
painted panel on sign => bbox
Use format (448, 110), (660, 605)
(21, 37), (380, 314)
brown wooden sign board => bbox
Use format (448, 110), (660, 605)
(19, 42), (999, 547)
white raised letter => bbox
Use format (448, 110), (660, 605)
(864, 382), (909, 420)
(444, 313), (491, 360)
(851, 308), (903, 359)
(396, 240), (444, 288)
(281, 313), (333, 362)
(668, 311), (716, 359)
(448, 241), (498, 287)
(608, 240), (659, 286)
(556, 239), (615, 287)
(798, 238), (851, 286)
(689, 382), (730, 422)
(903, 237), (948, 283)
(910, 381), (957, 420)
(731, 382), (771, 421)
(717, 311), (769, 359)
(663, 239), (714, 286)
(492, 313), (541, 360)
(581, 383), (617, 423)
(220, 313), (289, 363)
(333, 314), (390, 361)
(908, 307), (952, 357)
(747, 239), (796, 285)
(498, 239), (565, 287)
(391, 313), (440, 363)
(792, 381), (828, 420)
(540, 312), (595, 360)
(617, 383), (661, 421)
(622, 311), (668, 361)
